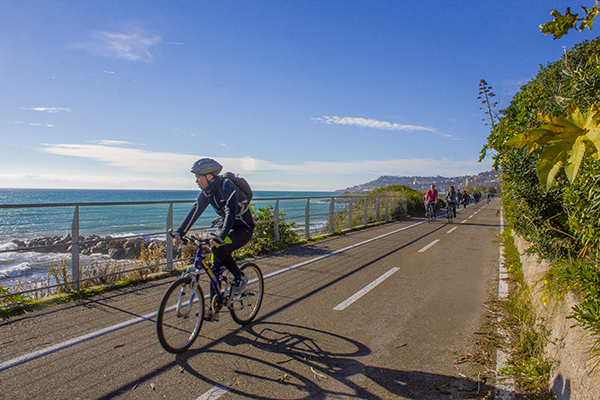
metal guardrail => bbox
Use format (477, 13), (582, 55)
(0, 194), (406, 298)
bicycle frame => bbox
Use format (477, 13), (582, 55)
(181, 238), (230, 306)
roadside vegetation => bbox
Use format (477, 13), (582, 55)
(498, 231), (555, 399)
(330, 184), (424, 231)
(479, 29), (600, 390)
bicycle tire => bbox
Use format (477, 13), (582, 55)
(229, 263), (264, 325)
(447, 205), (453, 223)
(156, 276), (205, 354)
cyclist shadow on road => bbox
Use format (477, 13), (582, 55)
(175, 321), (496, 399)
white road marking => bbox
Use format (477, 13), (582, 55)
(417, 239), (440, 253)
(496, 205), (515, 398)
(0, 311), (155, 372)
(196, 386), (229, 400)
(460, 220), (467, 224)
(447, 227), (457, 234)
(333, 268), (400, 311)
(0, 221), (426, 372)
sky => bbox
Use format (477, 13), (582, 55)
(0, 1), (597, 192)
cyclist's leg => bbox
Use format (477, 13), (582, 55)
(211, 227), (253, 277)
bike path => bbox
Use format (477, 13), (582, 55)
(0, 199), (503, 399)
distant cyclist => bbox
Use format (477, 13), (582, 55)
(173, 158), (255, 299)
(425, 184), (438, 220)
(462, 190), (470, 208)
(445, 186), (457, 218)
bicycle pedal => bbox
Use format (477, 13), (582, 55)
(203, 311), (219, 321)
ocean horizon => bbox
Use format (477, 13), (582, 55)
(0, 188), (339, 288)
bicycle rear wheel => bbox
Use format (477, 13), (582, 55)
(229, 263), (264, 325)
(156, 276), (205, 354)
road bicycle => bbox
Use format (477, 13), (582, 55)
(446, 201), (455, 224)
(156, 233), (264, 354)
(426, 201), (435, 223)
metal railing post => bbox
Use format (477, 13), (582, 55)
(363, 196), (368, 226)
(376, 197), (381, 222)
(328, 197), (335, 233)
(274, 200), (280, 243)
(348, 198), (353, 230)
(166, 203), (173, 270)
(71, 206), (80, 291)
(305, 199), (310, 240)
(385, 197), (389, 221)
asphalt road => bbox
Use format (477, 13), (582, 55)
(0, 199), (503, 400)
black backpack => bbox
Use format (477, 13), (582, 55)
(222, 172), (253, 216)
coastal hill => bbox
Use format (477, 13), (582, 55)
(338, 170), (500, 193)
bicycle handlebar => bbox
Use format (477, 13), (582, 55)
(168, 230), (211, 247)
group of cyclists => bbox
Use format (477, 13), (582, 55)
(424, 184), (491, 220)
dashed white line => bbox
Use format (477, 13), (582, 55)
(333, 268), (400, 311)
(447, 227), (457, 234)
(417, 239), (440, 253)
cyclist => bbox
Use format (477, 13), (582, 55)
(425, 184), (438, 220)
(462, 190), (470, 208)
(445, 186), (457, 218)
(173, 158), (255, 300)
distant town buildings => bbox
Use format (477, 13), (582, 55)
(339, 171), (500, 193)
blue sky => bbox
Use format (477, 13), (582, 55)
(0, 1), (597, 192)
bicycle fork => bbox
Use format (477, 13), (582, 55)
(175, 278), (197, 319)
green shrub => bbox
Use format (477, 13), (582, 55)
(238, 204), (301, 257)
(482, 37), (600, 358)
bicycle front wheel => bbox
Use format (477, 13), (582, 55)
(156, 276), (205, 354)
(229, 263), (264, 325)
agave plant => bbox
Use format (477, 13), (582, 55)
(505, 106), (600, 191)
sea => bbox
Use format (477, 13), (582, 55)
(0, 188), (339, 289)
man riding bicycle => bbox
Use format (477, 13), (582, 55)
(445, 186), (457, 218)
(173, 158), (255, 301)
(425, 184), (438, 220)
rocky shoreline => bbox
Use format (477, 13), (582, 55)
(11, 234), (174, 260)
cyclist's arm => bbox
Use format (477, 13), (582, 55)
(176, 192), (210, 237)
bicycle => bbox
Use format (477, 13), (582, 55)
(156, 233), (264, 354)
(446, 201), (455, 224)
(426, 201), (435, 223)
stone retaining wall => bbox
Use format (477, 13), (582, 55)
(513, 234), (600, 400)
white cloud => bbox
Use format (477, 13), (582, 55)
(32, 142), (493, 190)
(312, 116), (437, 133)
(21, 107), (72, 113)
(76, 27), (161, 62)
(38, 143), (192, 173)
(95, 140), (135, 146)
